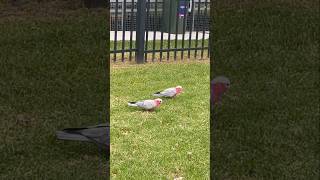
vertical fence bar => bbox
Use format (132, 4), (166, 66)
(114, 0), (119, 62)
(174, 1), (179, 61)
(129, 0), (134, 61)
(208, 0), (210, 59)
(121, 0), (127, 62)
(159, 1), (164, 62)
(187, 0), (194, 59)
(136, 0), (146, 63)
(152, 0), (158, 62)
(194, 0), (201, 59)
(180, 0), (188, 60)
(144, 0), (151, 62)
(166, 0), (172, 61)
(201, 0), (208, 59)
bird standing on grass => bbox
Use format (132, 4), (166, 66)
(56, 123), (110, 155)
(211, 76), (230, 105)
(128, 98), (162, 111)
(153, 86), (183, 98)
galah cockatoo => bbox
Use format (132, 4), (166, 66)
(56, 123), (110, 155)
(128, 98), (162, 110)
(211, 76), (230, 105)
(153, 86), (183, 98)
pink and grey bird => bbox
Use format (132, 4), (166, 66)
(56, 123), (110, 159)
(153, 86), (183, 98)
(211, 76), (230, 105)
(128, 98), (163, 110)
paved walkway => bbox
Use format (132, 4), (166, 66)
(110, 31), (209, 41)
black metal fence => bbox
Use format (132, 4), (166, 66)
(110, 0), (210, 63)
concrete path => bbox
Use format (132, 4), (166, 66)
(110, 31), (209, 41)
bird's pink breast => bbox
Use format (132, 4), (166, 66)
(212, 83), (228, 103)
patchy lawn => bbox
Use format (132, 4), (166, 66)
(211, 2), (319, 179)
(111, 62), (210, 179)
(0, 9), (108, 179)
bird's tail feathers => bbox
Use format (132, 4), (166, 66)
(56, 131), (90, 142)
(153, 92), (162, 97)
(128, 102), (138, 107)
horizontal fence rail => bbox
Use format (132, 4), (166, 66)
(110, 0), (210, 63)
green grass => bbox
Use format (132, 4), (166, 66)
(110, 62), (210, 179)
(0, 11), (109, 179)
(110, 39), (209, 50)
(211, 2), (319, 179)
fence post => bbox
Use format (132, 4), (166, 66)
(136, 0), (146, 63)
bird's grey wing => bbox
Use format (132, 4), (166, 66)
(56, 123), (109, 145)
(135, 101), (145, 108)
(88, 123), (109, 128)
(81, 126), (110, 148)
(56, 130), (90, 142)
(142, 100), (156, 109)
(161, 88), (176, 97)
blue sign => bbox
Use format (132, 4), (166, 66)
(178, 1), (188, 17)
